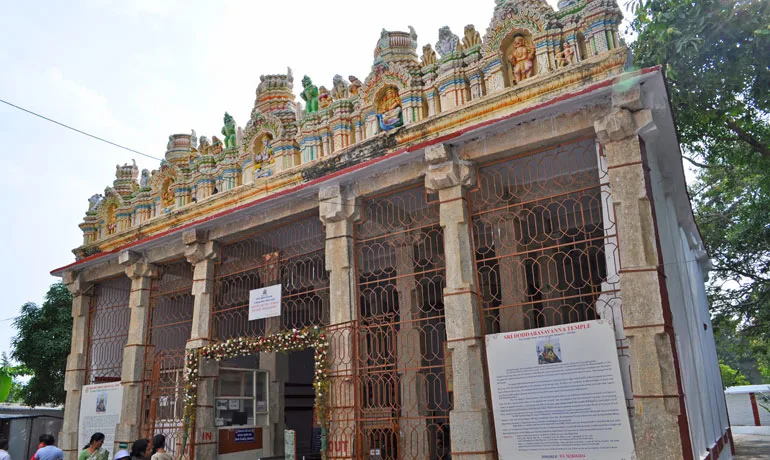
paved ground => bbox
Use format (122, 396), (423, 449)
(734, 433), (770, 459)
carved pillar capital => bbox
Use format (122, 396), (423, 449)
(63, 270), (91, 297)
(119, 250), (157, 279)
(184, 236), (220, 266)
(319, 184), (360, 224)
(424, 143), (476, 193)
(594, 84), (656, 144)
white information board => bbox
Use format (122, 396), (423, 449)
(486, 320), (635, 460)
(78, 382), (123, 454)
(248, 284), (282, 321)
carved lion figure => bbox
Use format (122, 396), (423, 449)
(421, 44), (437, 66)
(461, 25), (482, 50)
(332, 75), (349, 100)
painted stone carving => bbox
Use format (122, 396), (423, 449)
(509, 35), (535, 82)
(461, 25), (482, 50)
(376, 86), (403, 131)
(556, 43), (575, 67)
(212, 136), (223, 156)
(191, 129), (198, 150)
(139, 169), (150, 188)
(435, 26), (460, 57)
(349, 76), (363, 96)
(253, 136), (274, 180)
(318, 86), (332, 109)
(332, 75), (349, 99)
(199, 136), (211, 156)
(87, 194), (103, 212)
(300, 76), (320, 113)
(221, 112), (237, 149)
(421, 44), (437, 66)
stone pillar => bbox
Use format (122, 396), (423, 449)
(319, 184), (359, 459)
(115, 251), (158, 452)
(183, 229), (219, 459)
(594, 85), (692, 460)
(61, 271), (92, 460)
(393, 234), (430, 459)
(425, 144), (495, 460)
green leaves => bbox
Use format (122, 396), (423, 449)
(631, 0), (770, 361)
(11, 283), (72, 406)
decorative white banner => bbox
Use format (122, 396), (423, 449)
(248, 284), (282, 321)
(78, 381), (123, 455)
(486, 320), (636, 460)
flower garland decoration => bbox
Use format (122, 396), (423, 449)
(182, 326), (330, 458)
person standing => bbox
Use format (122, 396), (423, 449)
(149, 435), (172, 460)
(129, 439), (151, 460)
(32, 434), (62, 460)
(78, 433), (108, 460)
(0, 438), (11, 460)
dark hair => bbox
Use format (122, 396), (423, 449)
(84, 432), (105, 449)
(40, 434), (56, 446)
(130, 439), (150, 458)
(0, 438), (8, 450)
(152, 434), (166, 452)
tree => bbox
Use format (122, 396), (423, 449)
(0, 353), (30, 403)
(12, 282), (72, 406)
(630, 1), (770, 342)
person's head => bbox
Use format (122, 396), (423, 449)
(0, 438), (8, 450)
(130, 438), (151, 458)
(114, 450), (131, 460)
(152, 434), (166, 452)
(84, 432), (105, 450)
(40, 434), (56, 446)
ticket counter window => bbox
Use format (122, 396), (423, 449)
(216, 367), (268, 428)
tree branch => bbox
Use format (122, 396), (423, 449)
(726, 119), (770, 158)
(682, 155), (721, 169)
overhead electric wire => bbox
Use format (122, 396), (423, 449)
(0, 97), (163, 161)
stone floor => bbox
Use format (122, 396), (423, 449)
(734, 433), (770, 459)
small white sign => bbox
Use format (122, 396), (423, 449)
(248, 284), (282, 321)
(229, 399), (241, 410)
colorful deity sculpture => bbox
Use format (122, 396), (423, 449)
(509, 35), (535, 82)
(300, 76), (319, 113)
(556, 43), (575, 67)
(349, 76), (363, 97)
(221, 112), (237, 149)
(318, 86), (332, 109)
(376, 86), (403, 131)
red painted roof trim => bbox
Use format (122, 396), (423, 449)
(51, 66), (660, 276)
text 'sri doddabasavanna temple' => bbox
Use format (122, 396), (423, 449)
(52, 1), (733, 459)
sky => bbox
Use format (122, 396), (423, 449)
(0, 0), (638, 359)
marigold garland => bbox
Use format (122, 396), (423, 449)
(182, 326), (330, 458)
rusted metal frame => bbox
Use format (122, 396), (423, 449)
(214, 246), (325, 280)
(85, 278), (131, 384)
(472, 233), (614, 265)
(472, 136), (595, 170)
(215, 209), (320, 247)
(470, 183), (603, 217)
(481, 289), (619, 314)
(357, 266), (445, 288)
(355, 221), (443, 244)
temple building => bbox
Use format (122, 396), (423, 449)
(52, 0), (731, 459)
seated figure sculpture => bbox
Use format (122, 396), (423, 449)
(376, 87), (403, 132)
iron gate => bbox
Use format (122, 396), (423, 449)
(85, 276), (131, 384)
(140, 260), (194, 458)
(354, 185), (452, 460)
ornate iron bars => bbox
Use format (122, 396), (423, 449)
(85, 276), (131, 384)
(212, 214), (329, 341)
(140, 260), (195, 459)
(469, 138), (620, 334)
(353, 185), (452, 460)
